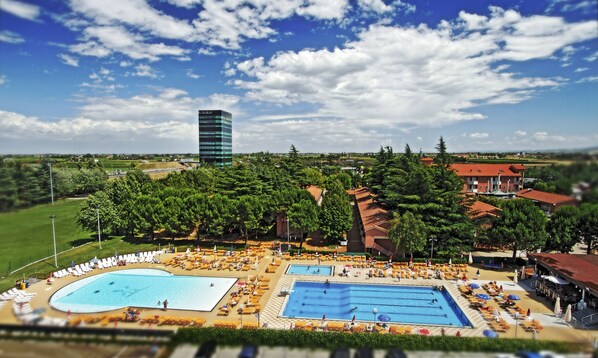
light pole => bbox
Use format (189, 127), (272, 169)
(372, 307), (378, 324)
(514, 311), (520, 338)
(429, 238), (437, 259)
(50, 215), (58, 268)
(48, 162), (58, 268)
(96, 208), (102, 249)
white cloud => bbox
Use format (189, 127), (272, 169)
(133, 64), (160, 78)
(574, 67), (589, 72)
(0, 0), (40, 21)
(198, 48), (217, 56)
(235, 8), (593, 132)
(186, 69), (202, 79)
(515, 130), (527, 136)
(0, 75), (6, 85)
(70, 26), (189, 61)
(531, 131), (565, 142)
(58, 54), (79, 67)
(576, 76), (598, 83)
(585, 51), (598, 62)
(358, 0), (392, 14)
(0, 89), (242, 151)
(66, 0), (351, 51)
(119, 61), (132, 67)
(166, 0), (202, 8)
(0, 30), (25, 44)
(469, 132), (489, 139)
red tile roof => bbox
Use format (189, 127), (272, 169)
(529, 253), (598, 295)
(450, 164), (524, 177)
(352, 188), (389, 248)
(515, 189), (578, 206)
(468, 200), (501, 220)
(306, 185), (323, 203)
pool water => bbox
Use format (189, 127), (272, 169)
(286, 265), (333, 276)
(50, 269), (237, 313)
(282, 281), (471, 327)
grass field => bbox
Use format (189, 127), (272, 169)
(0, 199), (93, 274)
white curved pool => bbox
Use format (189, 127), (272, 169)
(49, 269), (237, 313)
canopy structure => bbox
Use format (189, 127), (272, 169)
(541, 275), (569, 285)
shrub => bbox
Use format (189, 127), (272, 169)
(173, 328), (579, 353)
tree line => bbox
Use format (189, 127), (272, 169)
(0, 159), (107, 212)
(77, 148), (354, 248)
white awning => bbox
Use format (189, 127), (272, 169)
(542, 275), (569, 285)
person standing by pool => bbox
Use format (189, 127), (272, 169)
(163, 299), (168, 311)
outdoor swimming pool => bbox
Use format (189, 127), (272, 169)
(50, 269), (237, 313)
(282, 281), (471, 327)
(286, 265), (333, 276)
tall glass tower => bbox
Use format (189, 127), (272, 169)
(198, 110), (232, 167)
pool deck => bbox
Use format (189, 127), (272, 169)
(0, 250), (596, 347)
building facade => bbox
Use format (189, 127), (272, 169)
(198, 110), (232, 167)
(450, 163), (526, 195)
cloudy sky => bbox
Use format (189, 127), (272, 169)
(0, 0), (597, 154)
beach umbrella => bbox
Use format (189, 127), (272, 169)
(322, 314), (326, 321)
(448, 258), (452, 266)
(520, 266), (526, 279)
(378, 314), (391, 322)
(70, 260), (75, 268)
(564, 304), (572, 323)
(476, 269), (480, 277)
(507, 294), (520, 301)
(469, 283), (480, 289)
(419, 328), (431, 336)
(554, 297), (561, 317)
(483, 329), (498, 338)
(468, 252), (473, 264)
(499, 285), (503, 292)
(513, 270), (518, 284)
(352, 315), (356, 323)
(476, 293), (491, 301)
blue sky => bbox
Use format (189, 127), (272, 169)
(0, 0), (597, 154)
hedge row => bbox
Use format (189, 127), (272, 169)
(286, 249), (468, 265)
(173, 328), (580, 353)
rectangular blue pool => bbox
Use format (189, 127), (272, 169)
(282, 281), (471, 327)
(286, 265), (333, 276)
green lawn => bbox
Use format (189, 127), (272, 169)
(0, 199), (93, 274)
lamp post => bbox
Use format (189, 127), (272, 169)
(49, 215), (58, 268)
(372, 307), (378, 324)
(48, 162), (58, 268)
(514, 311), (520, 338)
(96, 207), (102, 249)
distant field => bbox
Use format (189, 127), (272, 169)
(466, 158), (573, 166)
(0, 199), (93, 274)
(136, 161), (186, 170)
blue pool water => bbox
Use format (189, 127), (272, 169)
(282, 281), (471, 327)
(286, 265), (333, 276)
(50, 269), (237, 313)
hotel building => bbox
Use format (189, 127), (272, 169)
(198, 110), (232, 167)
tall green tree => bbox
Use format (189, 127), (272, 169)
(76, 191), (119, 236)
(546, 206), (580, 253)
(388, 211), (427, 258)
(203, 194), (236, 240)
(490, 199), (547, 259)
(288, 199), (319, 250)
(237, 195), (267, 245)
(579, 203), (598, 254)
(131, 194), (164, 240)
(319, 187), (353, 242)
